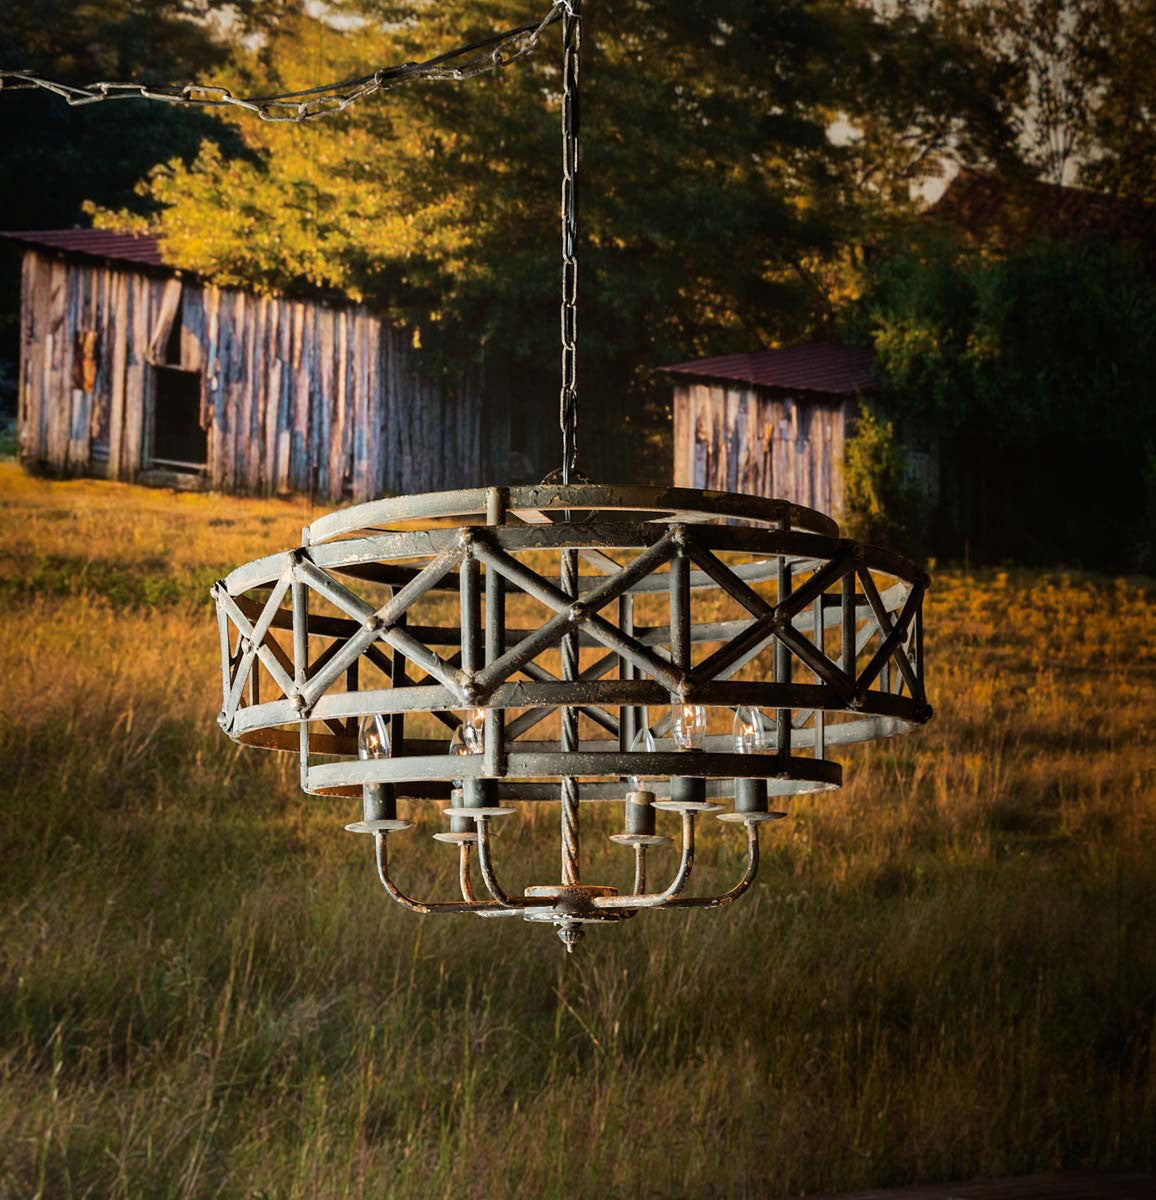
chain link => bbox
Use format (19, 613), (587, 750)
(558, 0), (580, 484)
(557, 2), (583, 883)
(0, 5), (564, 123)
(6, 0), (585, 483)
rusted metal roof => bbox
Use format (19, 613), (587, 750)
(1, 228), (169, 269)
(928, 169), (1156, 270)
(660, 341), (876, 396)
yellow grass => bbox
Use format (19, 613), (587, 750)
(1, 462), (1154, 1199)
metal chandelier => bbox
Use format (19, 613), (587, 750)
(205, 1), (933, 948)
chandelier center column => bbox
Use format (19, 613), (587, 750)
(560, 545), (581, 885)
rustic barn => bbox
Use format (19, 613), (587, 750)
(928, 168), (1156, 274)
(664, 342), (880, 521)
(7, 228), (515, 501)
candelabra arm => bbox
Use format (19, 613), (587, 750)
(664, 823), (760, 909)
(475, 819), (555, 908)
(374, 833), (506, 914)
(632, 844), (647, 895)
(460, 841), (478, 903)
(594, 812), (695, 909)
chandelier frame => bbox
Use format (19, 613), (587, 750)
(212, 483), (930, 944)
(214, 484), (929, 793)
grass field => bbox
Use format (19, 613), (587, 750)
(1, 462), (1155, 1200)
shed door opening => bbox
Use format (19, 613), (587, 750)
(151, 367), (207, 472)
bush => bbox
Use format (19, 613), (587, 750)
(848, 238), (1156, 567)
(842, 402), (925, 553)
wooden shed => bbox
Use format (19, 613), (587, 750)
(7, 228), (513, 501)
(664, 342), (878, 521)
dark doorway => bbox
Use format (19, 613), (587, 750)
(151, 367), (206, 471)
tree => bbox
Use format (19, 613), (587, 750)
(89, 0), (1016, 478)
(0, 0), (290, 390)
(842, 402), (923, 553)
(927, 0), (1156, 199)
(930, 0), (1106, 186)
(1080, 0), (1156, 201)
(0, 0), (290, 232)
(849, 237), (1156, 565)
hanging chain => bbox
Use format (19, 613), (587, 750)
(0, 5), (564, 123)
(6, 1), (585, 473)
(555, 2), (583, 885)
(558, 0), (581, 484)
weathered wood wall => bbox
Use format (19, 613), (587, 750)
(672, 380), (851, 519)
(17, 249), (498, 501)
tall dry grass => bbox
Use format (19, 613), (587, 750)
(1, 463), (1154, 1199)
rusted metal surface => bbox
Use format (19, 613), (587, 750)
(2, 228), (168, 267)
(662, 341), (876, 395)
(214, 482), (932, 946)
(2, 4), (564, 123)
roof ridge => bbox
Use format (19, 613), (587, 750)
(658, 340), (876, 396)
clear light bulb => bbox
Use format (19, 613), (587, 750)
(672, 703), (707, 750)
(358, 713), (390, 760)
(462, 706), (486, 755)
(627, 724), (657, 792)
(733, 706), (770, 753)
(448, 721), (476, 792)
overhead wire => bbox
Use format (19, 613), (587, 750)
(0, 4), (566, 123)
(2, 0), (583, 478)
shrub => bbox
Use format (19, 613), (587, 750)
(842, 402), (924, 552)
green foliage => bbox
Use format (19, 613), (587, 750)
(1080, 0), (1156, 200)
(928, 0), (1156, 195)
(842, 402), (922, 551)
(0, 0), (273, 232)
(1137, 444), (1156, 574)
(934, 0), (1104, 185)
(848, 236), (1156, 565)
(861, 237), (1156, 444)
(0, 1), (275, 374)
(86, 1), (1018, 477)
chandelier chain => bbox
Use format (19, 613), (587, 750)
(0, 4), (564, 123)
(558, 0), (581, 484)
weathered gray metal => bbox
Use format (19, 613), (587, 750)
(213, 482), (932, 945)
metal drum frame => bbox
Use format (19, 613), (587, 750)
(212, 484), (931, 945)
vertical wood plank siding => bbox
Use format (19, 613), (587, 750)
(17, 250), (495, 501)
(672, 380), (851, 520)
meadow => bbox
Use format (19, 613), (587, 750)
(1, 462), (1154, 1200)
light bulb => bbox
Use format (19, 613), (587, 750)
(672, 703), (707, 750)
(462, 706), (486, 755)
(627, 724), (656, 792)
(448, 721), (476, 792)
(733, 706), (770, 753)
(358, 713), (390, 760)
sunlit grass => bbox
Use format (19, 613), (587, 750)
(1, 462), (1154, 1199)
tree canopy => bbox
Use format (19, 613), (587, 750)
(4, 0), (1153, 484)
(0, 0), (290, 231)
(81, 0), (1020, 474)
(845, 236), (1156, 565)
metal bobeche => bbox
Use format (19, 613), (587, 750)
(212, 483), (931, 948)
